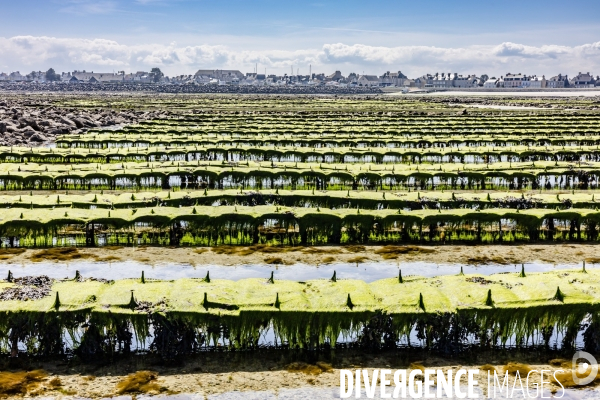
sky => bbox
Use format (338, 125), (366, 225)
(1, 0), (599, 78)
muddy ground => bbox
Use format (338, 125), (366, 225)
(0, 350), (596, 397)
(0, 243), (598, 267)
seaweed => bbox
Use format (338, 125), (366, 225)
(0, 370), (48, 397)
(115, 371), (163, 394)
(286, 362), (332, 375)
(374, 245), (435, 260)
(503, 362), (532, 376)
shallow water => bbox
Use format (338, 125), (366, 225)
(0, 260), (592, 282)
(421, 90), (600, 97)
(451, 104), (546, 110)
(2, 259), (590, 350)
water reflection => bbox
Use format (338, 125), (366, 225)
(0, 260), (592, 282)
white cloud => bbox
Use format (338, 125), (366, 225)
(492, 42), (572, 59)
(1, 36), (599, 77)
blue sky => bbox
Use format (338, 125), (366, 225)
(1, 0), (599, 77)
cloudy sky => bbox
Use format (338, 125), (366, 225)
(1, 0), (599, 77)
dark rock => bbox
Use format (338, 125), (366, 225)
(20, 117), (41, 131)
(0, 122), (6, 133)
(30, 133), (47, 142)
(49, 128), (69, 135)
(73, 118), (85, 128)
(60, 116), (76, 126)
(21, 128), (36, 138)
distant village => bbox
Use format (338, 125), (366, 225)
(0, 68), (599, 89)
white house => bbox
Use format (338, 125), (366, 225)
(503, 73), (526, 88)
(529, 75), (546, 89)
(571, 72), (595, 88)
(483, 77), (500, 88)
(357, 75), (380, 87)
(453, 74), (478, 88)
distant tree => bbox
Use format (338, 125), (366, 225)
(45, 68), (60, 82)
(150, 67), (164, 83)
(480, 74), (489, 84)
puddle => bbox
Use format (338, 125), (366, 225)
(450, 103), (547, 110)
(0, 260), (591, 282)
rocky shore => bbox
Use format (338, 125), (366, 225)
(0, 98), (170, 147)
(0, 82), (382, 95)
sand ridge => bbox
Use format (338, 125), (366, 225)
(0, 243), (598, 267)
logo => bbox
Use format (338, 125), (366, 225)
(339, 353), (599, 399)
(572, 351), (598, 386)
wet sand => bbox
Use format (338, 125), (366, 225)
(1, 243), (599, 267)
(2, 351), (594, 398)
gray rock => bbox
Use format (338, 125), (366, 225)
(0, 122), (6, 133)
(5, 122), (18, 132)
(79, 116), (100, 127)
(20, 117), (41, 131)
(60, 116), (76, 126)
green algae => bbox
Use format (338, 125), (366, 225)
(0, 269), (599, 352)
(3, 204), (600, 247)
